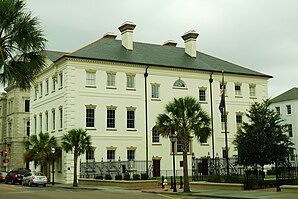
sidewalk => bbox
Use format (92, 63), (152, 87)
(47, 183), (298, 199)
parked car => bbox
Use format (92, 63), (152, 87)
(22, 171), (47, 187)
(5, 168), (30, 185)
(0, 172), (7, 183)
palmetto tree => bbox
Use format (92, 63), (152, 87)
(156, 96), (211, 192)
(24, 132), (57, 178)
(61, 128), (92, 187)
(0, 0), (47, 89)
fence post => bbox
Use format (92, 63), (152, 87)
(161, 176), (164, 188)
(170, 176), (173, 189)
(180, 176), (183, 189)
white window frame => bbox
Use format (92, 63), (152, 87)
(126, 74), (135, 90)
(86, 71), (96, 87)
(151, 83), (160, 99)
(107, 72), (116, 88)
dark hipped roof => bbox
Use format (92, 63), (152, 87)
(271, 87), (298, 103)
(46, 50), (68, 62)
(54, 38), (272, 78)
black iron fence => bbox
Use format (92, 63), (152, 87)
(80, 159), (152, 179)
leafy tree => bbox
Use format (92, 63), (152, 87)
(156, 96), (211, 192)
(233, 99), (294, 174)
(24, 132), (57, 178)
(61, 128), (92, 187)
(0, 0), (47, 89)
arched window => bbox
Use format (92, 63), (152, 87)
(173, 79), (186, 88)
(152, 126), (160, 143)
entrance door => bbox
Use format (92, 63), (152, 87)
(153, 159), (160, 177)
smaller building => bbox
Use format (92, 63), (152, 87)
(271, 87), (298, 154)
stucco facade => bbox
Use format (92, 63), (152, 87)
(30, 22), (271, 183)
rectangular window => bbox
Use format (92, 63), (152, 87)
(107, 73), (116, 87)
(151, 85), (160, 99)
(52, 109), (56, 131)
(40, 83), (43, 97)
(45, 112), (49, 132)
(25, 100), (30, 112)
(222, 148), (228, 158)
(126, 74), (135, 89)
(86, 150), (95, 161)
(34, 116), (37, 134)
(39, 114), (42, 132)
(235, 84), (241, 96)
(59, 72), (63, 88)
(86, 72), (96, 86)
(107, 150), (115, 161)
(45, 79), (49, 94)
(107, 109), (115, 128)
(127, 150), (135, 160)
(52, 77), (56, 92)
(86, 108), (95, 128)
(249, 85), (256, 97)
(289, 124), (293, 137)
(177, 139), (190, 153)
(275, 107), (281, 115)
(236, 115), (242, 129)
(221, 114), (227, 131)
(59, 107), (63, 129)
(199, 89), (206, 101)
(287, 105), (292, 114)
(152, 127), (160, 143)
(34, 87), (38, 100)
(26, 121), (30, 136)
(127, 110), (135, 128)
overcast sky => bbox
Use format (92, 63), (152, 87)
(26, 0), (298, 98)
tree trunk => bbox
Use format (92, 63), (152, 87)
(183, 151), (190, 192)
(73, 152), (78, 187)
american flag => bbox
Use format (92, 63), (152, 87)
(219, 74), (225, 114)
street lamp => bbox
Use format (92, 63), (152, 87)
(169, 132), (177, 192)
(51, 147), (55, 185)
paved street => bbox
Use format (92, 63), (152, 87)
(0, 183), (212, 199)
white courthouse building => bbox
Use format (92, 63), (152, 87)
(30, 22), (271, 183)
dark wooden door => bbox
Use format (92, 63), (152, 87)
(153, 159), (160, 177)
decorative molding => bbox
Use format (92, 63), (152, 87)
(106, 105), (117, 110)
(85, 104), (97, 108)
(126, 106), (136, 111)
(126, 146), (137, 150)
(106, 146), (117, 150)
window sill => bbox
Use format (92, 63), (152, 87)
(249, 96), (257, 99)
(85, 85), (97, 88)
(199, 101), (207, 104)
(126, 88), (136, 91)
(151, 98), (161, 101)
(58, 87), (63, 90)
(45, 93), (49, 96)
(106, 128), (117, 131)
(51, 130), (55, 133)
(85, 127), (96, 130)
(152, 143), (162, 145)
(58, 128), (63, 131)
(127, 128), (137, 131)
(200, 143), (209, 146)
(106, 86), (117, 90)
(51, 90), (55, 93)
(172, 87), (188, 90)
(221, 131), (230, 133)
(235, 95), (243, 98)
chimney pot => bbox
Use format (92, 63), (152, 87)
(162, 40), (177, 47)
(103, 32), (117, 40)
(182, 30), (199, 57)
(118, 21), (136, 50)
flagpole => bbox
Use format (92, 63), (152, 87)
(222, 71), (229, 175)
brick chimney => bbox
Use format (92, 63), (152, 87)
(181, 30), (199, 58)
(118, 21), (136, 50)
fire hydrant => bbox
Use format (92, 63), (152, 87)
(163, 179), (168, 191)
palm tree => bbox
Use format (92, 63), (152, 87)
(0, 0), (47, 89)
(61, 128), (92, 187)
(24, 132), (57, 178)
(156, 96), (211, 192)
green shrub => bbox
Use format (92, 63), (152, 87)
(104, 174), (112, 180)
(124, 173), (130, 180)
(224, 174), (244, 183)
(141, 173), (148, 180)
(115, 174), (123, 180)
(206, 174), (223, 183)
(94, 175), (103, 180)
(133, 173), (140, 180)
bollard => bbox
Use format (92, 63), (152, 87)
(180, 176), (183, 189)
(170, 176), (173, 189)
(161, 176), (164, 188)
